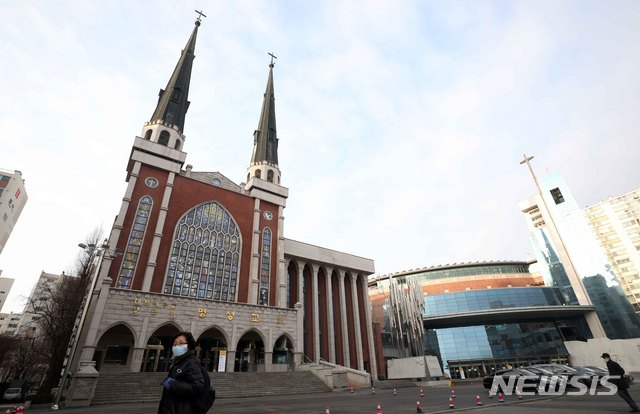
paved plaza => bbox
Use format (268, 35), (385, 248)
(3, 382), (639, 414)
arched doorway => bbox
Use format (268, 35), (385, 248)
(94, 323), (135, 372)
(234, 330), (265, 372)
(196, 327), (228, 372)
(272, 334), (295, 371)
(141, 323), (181, 372)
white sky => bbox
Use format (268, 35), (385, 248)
(1, 1), (639, 314)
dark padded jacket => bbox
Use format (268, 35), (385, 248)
(158, 351), (205, 414)
(606, 359), (629, 390)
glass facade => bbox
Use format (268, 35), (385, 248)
(524, 172), (640, 339)
(426, 322), (574, 376)
(395, 263), (529, 285)
(424, 287), (566, 317)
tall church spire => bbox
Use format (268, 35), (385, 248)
(149, 17), (201, 135)
(247, 54), (280, 184)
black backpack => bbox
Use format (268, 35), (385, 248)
(175, 359), (215, 413)
(193, 364), (215, 414)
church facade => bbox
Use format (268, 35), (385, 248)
(68, 18), (377, 403)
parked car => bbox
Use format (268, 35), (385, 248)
(522, 365), (568, 390)
(483, 368), (542, 393)
(584, 365), (635, 385)
(3, 387), (23, 403)
(530, 364), (588, 388)
(3, 379), (27, 403)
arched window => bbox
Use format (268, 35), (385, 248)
(174, 139), (181, 150)
(158, 130), (170, 146)
(116, 196), (153, 289)
(144, 130), (152, 140)
(255, 169), (261, 179)
(259, 227), (272, 305)
(247, 173), (250, 183)
(164, 202), (242, 301)
(267, 170), (274, 183)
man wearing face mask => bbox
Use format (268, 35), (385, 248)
(158, 331), (205, 414)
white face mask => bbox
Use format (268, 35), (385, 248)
(172, 344), (188, 357)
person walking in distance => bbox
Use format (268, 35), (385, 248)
(602, 353), (639, 412)
(158, 332), (205, 414)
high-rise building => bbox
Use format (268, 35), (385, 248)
(18, 271), (67, 336)
(583, 187), (640, 314)
(0, 168), (28, 255)
(0, 312), (22, 336)
(0, 272), (15, 312)
(520, 170), (640, 340)
(68, 17), (377, 405)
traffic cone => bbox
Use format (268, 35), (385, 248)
(449, 396), (455, 409)
(451, 389), (456, 398)
(416, 400), (423, 413)
(488, 388), (493, 398)
(419, 388), (424, 397)
(16, 406), (24, 414)
(393, 388), (397, 396)
(371, 386), (376, 394)
(516, 387), (522, 400)
(350, 387), (354, 393)
(5, 408), (10, 414)
(476, 394), (483, 406)
(268, 410), (274, 414)
(377, 402), (382, 414)
(498, 392), (504, 403)
(326, 408), (330, 414)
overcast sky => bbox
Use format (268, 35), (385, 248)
(1, 1), (639, 313)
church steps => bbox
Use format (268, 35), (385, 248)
(90, 371), (331, 405)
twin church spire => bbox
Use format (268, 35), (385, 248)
(147, 14), (280, 184)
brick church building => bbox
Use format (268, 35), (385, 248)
(67, 17), (377, 405)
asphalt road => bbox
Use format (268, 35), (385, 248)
(4, 383), (639, 413)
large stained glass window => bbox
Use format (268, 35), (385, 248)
(164, 202), (241, 300)
(259, 228), (272, 305)
(117, 196), (153, 289)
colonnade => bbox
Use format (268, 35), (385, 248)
(286, 259), (378, 379)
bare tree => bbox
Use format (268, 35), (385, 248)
(0, 334), (20, 381)
(28, 228), (104, 394)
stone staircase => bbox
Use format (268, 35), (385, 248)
(91, 371), (331, 405)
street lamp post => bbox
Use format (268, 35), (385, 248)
(51, 240), (118, 409)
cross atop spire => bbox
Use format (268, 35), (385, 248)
(268, 52), (277, 68)
(195, 9), (207, 25)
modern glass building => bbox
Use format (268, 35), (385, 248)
(369, 261), (595, 378)
(520, 172), (640, 340)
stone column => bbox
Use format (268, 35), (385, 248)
(338, 270), (350, 368)
(141, 172), (175, 291)
(297, 261), (304, 308)
(227, 323), (238, 372)
(350, 273), (364, 371)
(361, 275), (378, 380)
(248, 199), (262, 304)
(311, 264), (320, 363)
(130, 347), (145, 373)
(264, 351), (273, 372)
(77, 277), (114, 367)
(294, 302), (303, 367)
(325, 267), (336, 363)
(276, 206), (287, 307)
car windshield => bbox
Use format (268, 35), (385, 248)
(5, 388), (20, 394)
(526, 367), (555, 375)
(539, 365), (577, 373)
(585, 366), (608, 374)
(517, 368), (537, 376)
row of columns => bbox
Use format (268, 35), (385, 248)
(290, 260), (377, 379)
